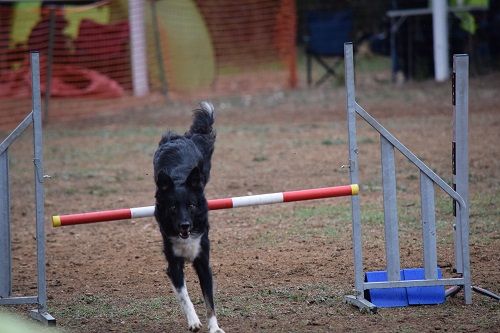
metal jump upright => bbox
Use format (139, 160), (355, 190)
(0, 52), (55, 324)
(343, 42), (472, 312)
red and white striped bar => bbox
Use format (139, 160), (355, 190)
(52, 184), (358, 227)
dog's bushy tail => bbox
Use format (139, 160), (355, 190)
(187, 101), (216, 184)
(188, 101), (215, 137)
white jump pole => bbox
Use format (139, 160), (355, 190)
(52, 184), (359, 227)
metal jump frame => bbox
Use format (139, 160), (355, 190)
(343, 42), (471, 312)
(0, 53), (55, 324)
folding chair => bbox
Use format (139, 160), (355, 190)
(305, 10), (353, 86)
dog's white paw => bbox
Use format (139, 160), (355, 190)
(208, 315), (224, 333)
(209, 329), (225, 333)
(188, 321), (202, 332)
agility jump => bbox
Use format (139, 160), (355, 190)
(52, 184), (359, 227)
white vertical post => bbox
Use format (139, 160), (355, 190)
(432, 0), (450, 81)
(128, 0), (149, 96)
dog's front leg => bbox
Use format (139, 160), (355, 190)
(167, 258), (202, 332)
(193, 255), (225, 333)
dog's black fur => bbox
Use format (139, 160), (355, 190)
(153, 102), (223, 332)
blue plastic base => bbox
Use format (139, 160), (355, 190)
(365, 268), (446, 308)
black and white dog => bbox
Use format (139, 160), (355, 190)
(153, 102), (224, 333)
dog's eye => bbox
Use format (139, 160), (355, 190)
(188, 204), (197, 210)
(169, 205), (176, 212)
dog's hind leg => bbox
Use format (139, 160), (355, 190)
(193, 256), (225, 333)
(167, 259), (202, 332)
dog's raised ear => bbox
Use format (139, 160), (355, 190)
(186, 165), (203, 190)
(156, 170), (174, 192)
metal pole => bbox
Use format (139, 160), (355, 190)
(380, 136), (401, 281)
(29, 52), (55, 324)
(453, 54), (471, 304)
(343, 42), (376, 313)
(420, 172), (438, 280)
(452, 56), (468, 274)
(344, 43), (363, 296)
(0, 150), (11, 298)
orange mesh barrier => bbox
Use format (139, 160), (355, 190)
(196, 0), (296, 82)
(0, 2), (132, 131)
(0, 1), (297, 130)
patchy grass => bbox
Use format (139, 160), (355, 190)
(321, 138), (346, 146)
(53, 295), (177, 322)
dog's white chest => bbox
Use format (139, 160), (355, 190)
(170, 236), (202, 262)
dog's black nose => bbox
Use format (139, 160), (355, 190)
(180, 222), (190, 231)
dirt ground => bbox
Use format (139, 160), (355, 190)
(2, 68), (499, 332)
